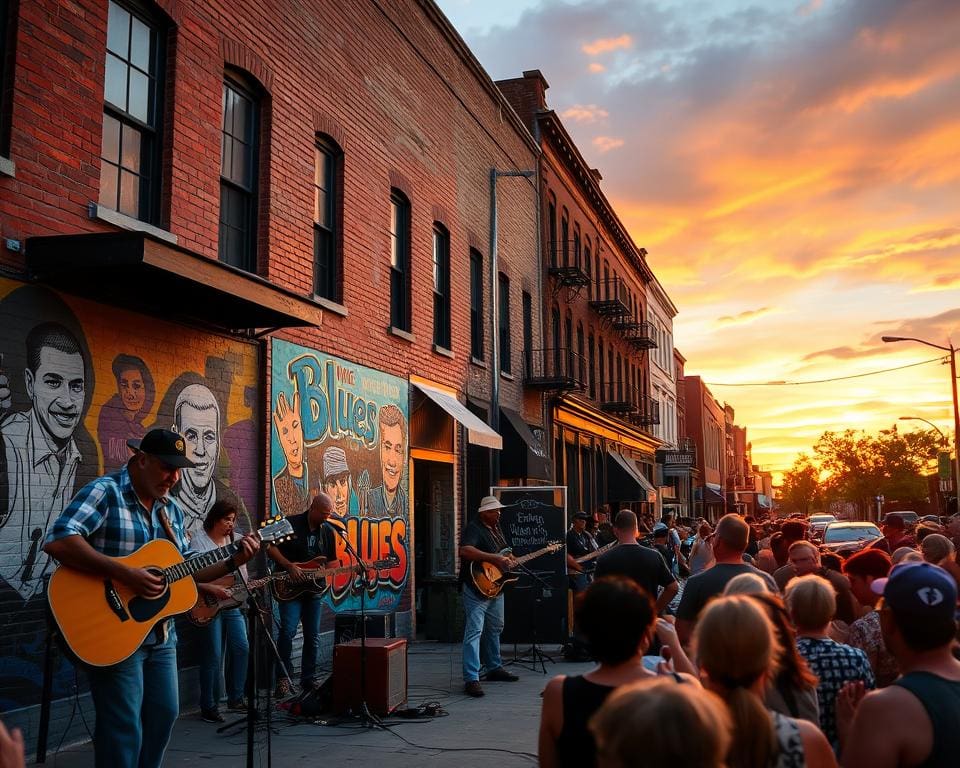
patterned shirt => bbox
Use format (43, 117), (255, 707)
(45, 464), (191, 558)
(846, 610), (899, 688)
(796, 636), (875, 751)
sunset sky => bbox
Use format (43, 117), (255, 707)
(437, 0), (960, 478)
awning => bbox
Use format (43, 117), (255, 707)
(607, 450), (657, 503)
(499, 407), (551, 481)
(757, 494), (772, 509)
(26, 231), (324, 333)
(412, 381), (502, 450)
(695, 486), (726, 505)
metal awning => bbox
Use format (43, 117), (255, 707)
(411, 381), (502, 450)
(607, 449), (657, 503)
(500, 407), (551, 480)
(695, 486), (726, 505)
(25, 231), (324, 334)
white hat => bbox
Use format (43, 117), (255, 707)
(478, 495), (505, 514)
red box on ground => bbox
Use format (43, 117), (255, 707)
(332, 638), (408, 716)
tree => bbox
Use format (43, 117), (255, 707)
(780, 454), (822, 515)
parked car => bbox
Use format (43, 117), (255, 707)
(808, 514), (838, 541)
(919, 515), (942, 526)
(881, 511), (920, 529)
(821, 522), (883, 557)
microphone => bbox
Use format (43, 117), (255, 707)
(322, 513), (348, 531)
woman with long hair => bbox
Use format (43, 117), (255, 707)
(694, 596), (836, 768)
(538, 577), (697, 768)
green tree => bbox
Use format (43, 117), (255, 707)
(779, 454), (822, 515)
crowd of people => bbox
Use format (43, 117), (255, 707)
(540, 508), (960, 768)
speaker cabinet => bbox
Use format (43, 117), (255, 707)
(334, 611), (395, 645)
(333, 638), (407, 716)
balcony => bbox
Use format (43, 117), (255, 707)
(632, 397), (661, 427)
(598, 380), (636, 415)
(547, 241), (591, 289)
(524, 347), (585, 391)
(622, 321), (658, 350)
(589, 277), (631, 318)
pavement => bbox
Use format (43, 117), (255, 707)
(40, 643), (592, 767)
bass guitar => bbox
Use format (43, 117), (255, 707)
(271, 556), (399, 602)
(574, 541), (615, 565)
(470, 541), (564, 598)
(48, 516), (293, 667)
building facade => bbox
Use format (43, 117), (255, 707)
(684, 375), (726, 521)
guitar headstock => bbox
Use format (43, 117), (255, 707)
(546, 541), (564, 553)
(259, 515), (294, 545)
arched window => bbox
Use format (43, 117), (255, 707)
(314, 134), (343, 301)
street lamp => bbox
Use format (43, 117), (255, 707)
(882, 335), (960, 511)
(899, 416), (949, 515)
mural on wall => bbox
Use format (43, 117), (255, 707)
(0, 279), (258, 710)
(271, 338), (409, 613)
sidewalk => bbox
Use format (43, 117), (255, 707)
(41, 643), (591, 767)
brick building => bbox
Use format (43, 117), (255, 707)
(684, 375), (726, 521)
(497, 70), (661, 518)
(0, 0), (544, 746)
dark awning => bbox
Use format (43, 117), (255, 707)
(25, 231), (324, 334)
(695, 486), (726, 505)
(607, 449), (657, 503)
(499, 407), (551, 481)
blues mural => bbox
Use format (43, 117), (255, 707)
(270, 339), (409, 612)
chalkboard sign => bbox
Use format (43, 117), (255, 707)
(493, 486), (567, 644)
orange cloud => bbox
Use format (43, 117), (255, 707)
(592, 136), (624, 152)
(715, 307), (778, 327)
(561, 104), (609, 123)
(588, 62), (606, 74)
(582, 34), (632, 57)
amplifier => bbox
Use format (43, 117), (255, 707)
(332, 638), (407, 716)
(334, 611), (395, 645)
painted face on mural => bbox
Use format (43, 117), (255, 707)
(379, 422), (404, 494)
(178, 402), (219, 489)
(25, 347), (85, 444)
(324, 473), (351, 516)
(118, 368), (146, 414)
(273, 392), (304, 472)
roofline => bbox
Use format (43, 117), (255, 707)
(648, 273), (678, 317)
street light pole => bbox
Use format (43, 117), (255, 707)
(899, 416), (949, 514)
(882, 336), (960, 513)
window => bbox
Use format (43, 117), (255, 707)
(588, 332), (595, 399)
(577, 323), (585, 388)
(0, 0), (17, 157)
(100, 0), (165, 224)
(603, 261), (610, 298)
(595, 253), (601, 295)
(552, 306), (561, 374)
(432, 224), (451, 349)
(389, 190), (411, 331)
(522, 291), (532, 376)
(219, 75), (260, 271)
(498, 273), (511, 374)
(584, 238), (592, 297)
(314, 136), (342, 301)
(565, 313), (573, 377)
(573, 224), (581, 269)
(470, 249), (484, 359)
(598, 337), (605, 399)
(561, 211), (569, 266)
(548, 196), (557, 266)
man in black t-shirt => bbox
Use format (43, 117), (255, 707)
(595, 510), (677, 612)
(459, 495), (519, 697)
(566, 511), (596, 593)
(268, 492), (337, 696)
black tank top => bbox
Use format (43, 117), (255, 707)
(557, 676), (615, 768)
(894, 671), (960, 768)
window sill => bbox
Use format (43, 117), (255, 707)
(433, 344), (454, 359)
(89, 204), (178, 245)
(313, 295), (348, 317)
(0, 156), (14, 178)
(470, 356), (488, 370)
(500, 371), (515, 381)
(388, 325), (416, 343)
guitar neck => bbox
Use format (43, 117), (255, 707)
(164, 539), (245, 583)
(577, 542), (614, 563)
(514, 544), (557, 566)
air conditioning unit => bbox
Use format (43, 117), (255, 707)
(332, 638), (408, 716)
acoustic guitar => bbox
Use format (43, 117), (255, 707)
(470, 541), (564, 598)
(48, 516), (293, 667)
(270, 556), (399, 602)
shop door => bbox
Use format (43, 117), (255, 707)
(413, 459), (458, 640)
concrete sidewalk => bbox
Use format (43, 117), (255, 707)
(41, 643), (592, 767)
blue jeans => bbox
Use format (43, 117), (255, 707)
(199, 608), (249, 709)
(86, 630), (178, 768)
(462, 587), (504, 682)
(277, 594), (323, 685)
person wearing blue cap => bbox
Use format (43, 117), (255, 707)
(840, 562), (960, 768)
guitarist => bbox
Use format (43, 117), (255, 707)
(42, 429), (260, 768)
(266, 492), (336, 698)
(459, 495), (520, 698)
(566, 512), (597, 594)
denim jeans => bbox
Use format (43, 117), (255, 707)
(199, 608), (249, 709)
(277, 594), (323, 685)
(86, 630), (178, 768)
(461, 587), (504, 682)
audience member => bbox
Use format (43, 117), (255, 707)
(723, 572), (772, 596)
(843, 549), (898, 687)
(774, 541), (859, 624)
(0, 719), (25, 768)
(870, 515), (915, 555)
(688, 522), (716, 575)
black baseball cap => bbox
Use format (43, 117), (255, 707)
(128, 429), (196, 468)
(574, 511), (591, 520)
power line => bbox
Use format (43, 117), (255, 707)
(706, 355), (946, 387)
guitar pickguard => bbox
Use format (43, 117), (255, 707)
(128, 589), (171, 622)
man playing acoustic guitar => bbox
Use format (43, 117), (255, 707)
(267, 491), (336, 698)
(459, 495), (520, 698)
(43, 429), (260, 768)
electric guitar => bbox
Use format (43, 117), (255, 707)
(574, 541), (615, 565)
(470, 541), (564, 598)
(270, 556), (399, 602)
(48, 516), (293, 667)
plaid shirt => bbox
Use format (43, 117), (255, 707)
(45, 464), (191, 558)
(797, 636), (875, 751)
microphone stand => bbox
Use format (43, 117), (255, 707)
(505, 562), (556, 675)
(325, 520), (382, 729)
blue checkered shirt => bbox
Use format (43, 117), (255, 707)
(45, 464), (191, 558)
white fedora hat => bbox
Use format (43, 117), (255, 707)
(478, 495), (506, 514)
